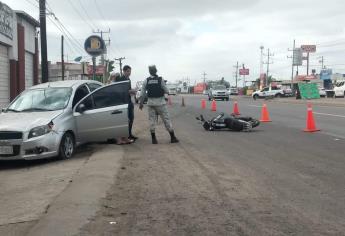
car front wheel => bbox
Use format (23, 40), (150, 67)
(253, 94), (258, 100)
(58, 132), (75, 159)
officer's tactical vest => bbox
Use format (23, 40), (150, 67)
(146, 76), (165, 98)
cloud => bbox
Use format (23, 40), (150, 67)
(2, 0), (345, 85)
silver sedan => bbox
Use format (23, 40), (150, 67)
(0, 80), (130, 160)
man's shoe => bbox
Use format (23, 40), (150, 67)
(169, 131), (179, 143)
(151, 133), (158, 144)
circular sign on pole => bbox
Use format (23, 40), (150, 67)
(84, 35), (106, 57)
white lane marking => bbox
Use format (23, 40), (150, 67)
(314, 112), (345, 118)
(248, 105), (261, 108)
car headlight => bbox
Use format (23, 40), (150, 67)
(28, 123), (54, 139)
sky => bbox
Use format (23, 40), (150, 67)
(3, 0), (345, 86)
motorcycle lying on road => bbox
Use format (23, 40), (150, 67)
(196, 113), (260, 132)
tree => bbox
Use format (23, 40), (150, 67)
(107, 60), (115, 73)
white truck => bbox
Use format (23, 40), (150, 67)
(334, 80), (345, 98)
(252, 85), (293, 100)
(166, 83), (178, 95)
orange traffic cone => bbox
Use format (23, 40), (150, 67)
(201, 99), (206, 109)
(181, 97), (185, 107)
(303, 103), (320, 132)
(211, 99), (217, 111)
(232, 101), (241, 115)
(260, 103), (271, 122)
(168, 96), (172, 106)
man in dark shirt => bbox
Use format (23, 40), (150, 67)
(117, 65), (138, 141)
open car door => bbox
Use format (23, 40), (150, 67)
(73, 81), (130, 143)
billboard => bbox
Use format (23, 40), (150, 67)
(293, 48), (303, 66)
(320, 69), (332, 80)
(87, 65), (105, 75)
(239, 68), (249, 75)
(301, 45), (316, 53)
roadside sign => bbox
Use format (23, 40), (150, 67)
(301, 45), (316, 53)
(293, 48), (303, 66)
(239, 68), (249, 75)
(298, 83), (320, 99)
(87, 65), (105, 75)
(84, 35), (106, 57)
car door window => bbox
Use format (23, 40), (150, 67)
(87, 83), (102, 92)
(77, 82), (130, 111)
(72, 85), (89, 108)
(93, 82), (130, 109)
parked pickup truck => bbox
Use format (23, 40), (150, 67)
(252, 86), (293, 100)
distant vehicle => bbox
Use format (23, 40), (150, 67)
(318, 85), (326, 97)
(203, 90), (208, 95)
(208, 85), (229, 101)
(252, 85), (293, 100)
(334, 81), (345, 98)
(166, 84), (178, 95)
(229, 87), (239, 95)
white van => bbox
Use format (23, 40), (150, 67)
(334, 81), (345, 98)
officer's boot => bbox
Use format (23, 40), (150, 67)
(169, 131), (179, 143)
(151, 132), (158, 144)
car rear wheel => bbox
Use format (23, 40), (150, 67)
(58, 132), (75, 159)
(275, 93), (282, 98)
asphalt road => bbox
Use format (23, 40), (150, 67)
(183, 95), (345, 139)
(80, 96), (345, 236)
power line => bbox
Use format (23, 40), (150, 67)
(66, 0), (95, 31)
(77, 0), (99, 30)
(46, 15), (82, 56)
(93, 0), (107, 26)
(24, 0), (39, 8)
(26, 0), (84, 59)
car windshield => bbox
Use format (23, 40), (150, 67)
(214, 86), (226, 90)
(7, 87), (72, 112)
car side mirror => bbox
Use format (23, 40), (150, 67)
(1, 107), (6, 113)
(77, 103), (87, 113)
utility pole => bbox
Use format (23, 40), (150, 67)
(115, 57), (126, 75)
(260, 46), (264, 75)
(202, 72), (207, 91)
(233, 61), (239, 88)
(39, 0), (49, 82)
(93, 29), (111, 64)
(202, 72), (207, 84)
(93, 29), (111, 83)
(61, 35), (65, 81)
(242, 63), (246, 88)
(307, 52), (310, 75)
(263, 49), (274, 86)
(319, 56), (325, 69)
(287, 39), (295, 86)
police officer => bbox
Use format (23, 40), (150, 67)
(139, 65), (179, 144)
